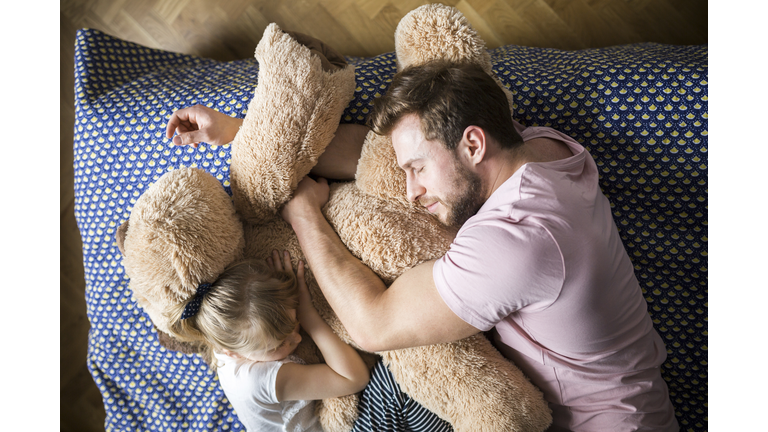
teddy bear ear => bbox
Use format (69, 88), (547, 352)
(116, 220), (129, 256)
(394, 3), (492, 73)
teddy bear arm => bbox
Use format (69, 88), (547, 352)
(229, 24), (355, 224)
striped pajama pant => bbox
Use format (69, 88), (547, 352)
(351, 361), (454, 432)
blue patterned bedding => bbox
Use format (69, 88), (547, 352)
(73, 28), (707, 431)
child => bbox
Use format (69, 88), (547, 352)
(167, 250), (369, 432)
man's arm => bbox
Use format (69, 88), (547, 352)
(282, 176), (480, 352)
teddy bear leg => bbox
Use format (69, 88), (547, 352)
(316, 394), (360, 432)
(381, 335), (552, 432)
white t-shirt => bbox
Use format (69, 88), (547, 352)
(214, 352), (323, 432)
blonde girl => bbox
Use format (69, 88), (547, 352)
(168, 250), (369, 432)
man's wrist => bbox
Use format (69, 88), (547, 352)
(284, 203), (325, 231)
(226, 118), (244, 143)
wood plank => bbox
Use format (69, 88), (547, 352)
(455, 0), (505, 49)
(357, 0), (389, 19)
(296, 4), (370, 56)
(89, 0), (130, 24)
(482, 0), (548, 48)
(539, 0), (620, 48)
(465, 0), (498, 15)
(61, 13), (78, 216)
(110, 9), (165, 50)
(515, 0), (586, 49)
(333, 3), (397, 56)
(640, 0), (702, 45)
(152, 0), (190, 24)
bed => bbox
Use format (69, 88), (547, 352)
(73, 27), (707, 431)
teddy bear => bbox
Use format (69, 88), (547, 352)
(117, 4), (552, 432)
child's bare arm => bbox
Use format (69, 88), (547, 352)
(271, 251), (370, 402)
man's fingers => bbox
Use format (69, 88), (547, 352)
(165, 108), (194, 138)
(166, 116), (180, 139)
(172, 130), (206, 146)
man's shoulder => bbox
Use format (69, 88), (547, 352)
(524, 136), (575, 163)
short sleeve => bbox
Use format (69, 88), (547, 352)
(234, 360), (284, 405)
(433, 221), (565, 331)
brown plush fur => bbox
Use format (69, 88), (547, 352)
(121, 167), (245, 336)
(120, 6), (553, 432)
(395, 3), (492, 75)
(230, 25), (356, 225)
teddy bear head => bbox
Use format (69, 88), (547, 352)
(117, 167), (245, 335)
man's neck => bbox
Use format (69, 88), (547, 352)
(480, 145), (528, 201)
(481, 137), (574, 199)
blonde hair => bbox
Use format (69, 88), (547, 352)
(167, 259), (299, 369)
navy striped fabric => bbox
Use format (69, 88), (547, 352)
(73, 28), (707, 431)
(352, 362), (453, 432)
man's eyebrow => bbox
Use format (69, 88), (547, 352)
(400, 156), (423, 170)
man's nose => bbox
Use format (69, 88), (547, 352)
(406, 177), (425, 203)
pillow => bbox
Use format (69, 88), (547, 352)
(73, 28), (707, 431)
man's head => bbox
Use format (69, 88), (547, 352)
(369, 61), (523, 228)
(370, 60), (522, 151)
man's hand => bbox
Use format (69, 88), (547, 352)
(281, 176), (331, 226)
(165, 104), (243, 148)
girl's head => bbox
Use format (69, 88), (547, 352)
(168, 259), (301, 366)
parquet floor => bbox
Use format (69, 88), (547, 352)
(60, 1), (707, 430)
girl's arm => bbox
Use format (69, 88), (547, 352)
(271, 251), (370, 402)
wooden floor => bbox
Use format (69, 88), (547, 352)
(60, 0), (707, 430)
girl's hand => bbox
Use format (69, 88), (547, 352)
(266, 249), (291, 273)
(295, 260), (319, 324)
(267, 250), (320, 326)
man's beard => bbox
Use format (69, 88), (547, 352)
(444, 162), (484, 228)
(417, 155), (485, 229)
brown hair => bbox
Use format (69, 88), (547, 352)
(167, 259), (299, 369)
(369, 60), (523, 150)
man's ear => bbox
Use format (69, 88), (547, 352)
(116, 220), (129, 256)
(458, 125), (487, 166)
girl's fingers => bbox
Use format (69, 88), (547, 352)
(283, 251), (293, 272)
(272, 250), (283, 271)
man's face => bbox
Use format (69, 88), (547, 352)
(391, 114), (484, 228)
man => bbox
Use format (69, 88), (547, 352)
(280, 61), (679, 431)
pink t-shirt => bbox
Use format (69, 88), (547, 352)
(433, 123), (678, 431)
